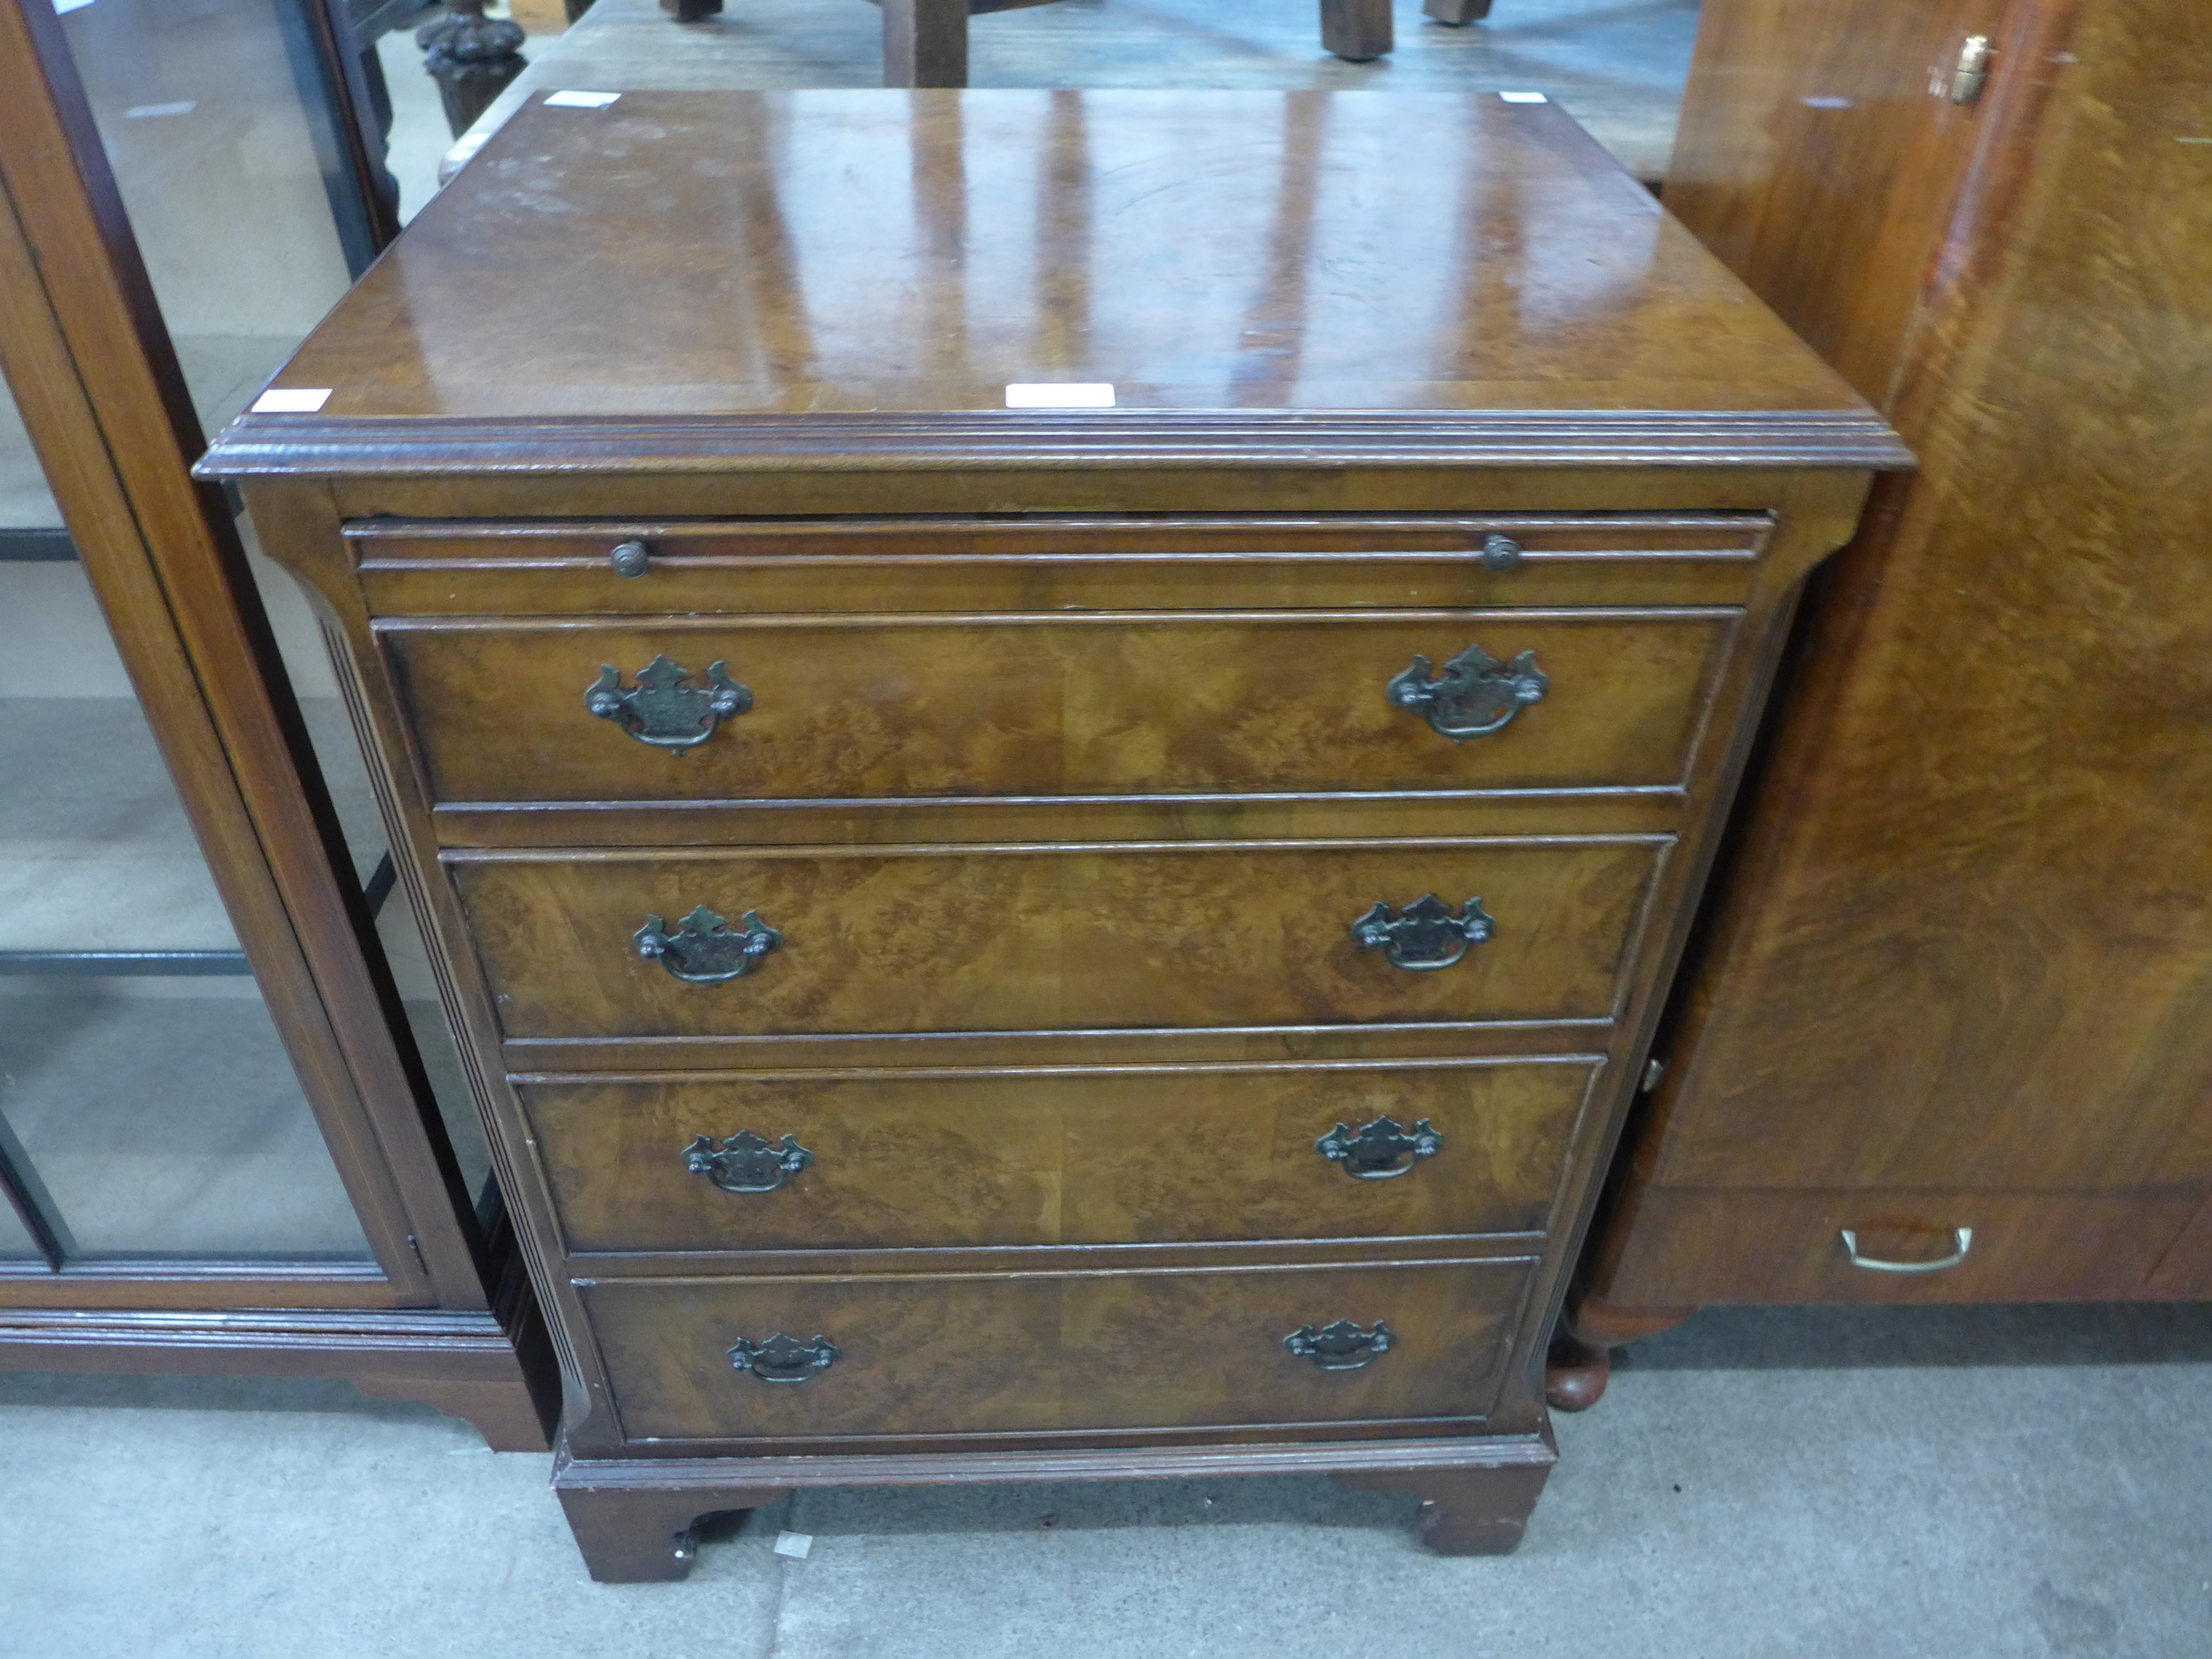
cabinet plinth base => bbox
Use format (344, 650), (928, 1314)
(552, 1433), (1558, 1580)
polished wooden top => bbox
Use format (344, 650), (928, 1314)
(203, 90), (1904, 475)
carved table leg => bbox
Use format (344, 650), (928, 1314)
(556, 1483), (789, 1582)
(1319, 0), (1393, 59)
(1421, 0), (1495, 24)
(1339, 1460), (1552, 1555)
(416, 1), (528, 139)
(883, 0), (969, 87)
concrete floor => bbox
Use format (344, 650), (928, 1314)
(3, 1303), (2208, 1657)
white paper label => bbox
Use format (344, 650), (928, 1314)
(250, 387), (332, 414)
(53, 0), (95, 15)
(1499, 91), (1549, 104)
(545, 90), (622, 109)
(773, 1532), (814, 1560)
(1005, 383), (1115, 409)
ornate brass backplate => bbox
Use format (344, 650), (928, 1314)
(684, 1131), (814, 1194)
(585, 653), (752, 751)
(1284, 1319), (1396, 1371)
(1386, 642), (1547, 740)
(1315, 1115), (1444, 1179)
(1350, 894), (1496, 971)
(728, 1333), (840, 1384)
(635, 905), (782, 984)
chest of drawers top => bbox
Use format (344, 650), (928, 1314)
(199, 89), (1900, 492)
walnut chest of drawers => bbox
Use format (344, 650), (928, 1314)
(199, 88), (1905, 1580)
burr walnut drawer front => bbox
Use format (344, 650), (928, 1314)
(348, 512), (1771, 615)
(378, 609), (1737, 805)
(523, 1059), (1598, 1254)
(579, 1258), (1533, 1443)
(451, 838), (1666, 1039)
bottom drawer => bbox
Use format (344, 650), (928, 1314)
(1598, 1188), (2202, 1306)
(582, 1259), (1533, 1443)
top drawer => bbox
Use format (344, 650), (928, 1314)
(348, 514), (1769, 615)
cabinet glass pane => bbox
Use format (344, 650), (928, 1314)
(59, 0), (362, 438)
(0, 1190), (39, 1259)
(0, 981), (371, 1260)
(0, 378), (370, 1261)
(47, 0), (497, 1211)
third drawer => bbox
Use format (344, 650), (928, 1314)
(523, 1058), (1599, 1253)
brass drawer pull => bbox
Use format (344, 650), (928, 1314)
(728, 1333), (840, 1384)
(1284, 1319), (1395, 1372)
(1316, 1114), (1443, 1179)
(1839, 1225), (1974, 1274)
(685, 1131), (813, 1194)
(635, 905), (781, 984)
(608, 539), (652, 578)
(585, 652), (752, 751)
(1350, 893), (1495, 971)
(1386, 642), (1547, 740)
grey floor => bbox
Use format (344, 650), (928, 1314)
(4, 1303), (2209, 1657)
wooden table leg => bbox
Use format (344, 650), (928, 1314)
(883, 0), (969, 87)
(1422, 0), (1495, 25)
(1319, 0), (1392, 60)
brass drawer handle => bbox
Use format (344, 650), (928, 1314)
(585, 652), (752, 751)
(1316, 1114), (1443, 1179)
(1350, 894), (1495, 971)
(1386, 642), (1547, 740)
(728, 1333), (840, 1384)
(635, 905), (781, 984)
(685, 1131), (813, 1193)
(1284, 1319), (1395, 1372)
(1839, 1225), (1974, 1274)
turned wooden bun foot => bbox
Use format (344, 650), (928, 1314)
(1542, 1329), (1611, 1412)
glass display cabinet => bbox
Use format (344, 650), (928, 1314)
(0, 0), (552, 1449)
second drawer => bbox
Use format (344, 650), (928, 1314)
(455, 837), (1667, 1039)
(523, 1058), (1598, 1253)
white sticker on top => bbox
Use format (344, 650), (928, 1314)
(1499, 91), (1549, 103)
(53, 0), (96, 15)
(545, 90), (622, 109)
(1005, 383), (1116, 409)
(251, 387), (332, 414)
